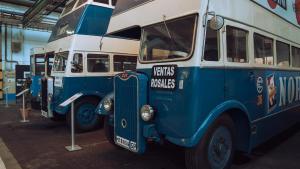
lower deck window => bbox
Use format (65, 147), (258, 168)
(254, 33), (274, 65)
(204, 20), (219, 61)
(276, 41), (290, 67)
(87, 54), (110, 72)
(226, 26), (248, 63)
(113, 55), (137, 72)
(292, 47), (300, 68)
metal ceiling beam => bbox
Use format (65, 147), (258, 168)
(0, 0), (64, 13)
(22, 0), (66, 28)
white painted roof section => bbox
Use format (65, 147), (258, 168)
(30, 47), (45, 55)
(107, 0), (200, 33)
(0, 156), (5, 169)
(45, 34), (139, 55)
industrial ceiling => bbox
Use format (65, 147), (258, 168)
(0, 0), (67, 31)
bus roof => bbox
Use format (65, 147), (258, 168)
(60, 0), (115, 19)
(45, 34), (139, 55)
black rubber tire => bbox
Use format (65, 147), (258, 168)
(104, 115), (115, 146)
(185, 114), (236, 169)
(66, 97), (101, 133)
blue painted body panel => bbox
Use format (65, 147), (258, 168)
(48, 4), (113, 42)
(51, 76), (113, 115)
(30, 75), (42, 100)
(114, 67), (300, 152)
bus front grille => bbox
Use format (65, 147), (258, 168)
(114, 75), (139, 152)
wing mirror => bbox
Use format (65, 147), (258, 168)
(209, 15), (224, 31)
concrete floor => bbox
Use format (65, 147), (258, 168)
(0, 102), (299, 169)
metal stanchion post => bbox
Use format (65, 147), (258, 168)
(20, 92), (29, 123)
(16, 89), (30, 123)
(65, 101), (82, 152)
(5, 88), (8, 108)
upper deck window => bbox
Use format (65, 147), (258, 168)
(292, 47), (300, 67)
(204, 20), (219, 61)
(276, 41), (290, 67)
(226, 26), (248, 63)
(254, 33), (274, 65)
(53, 52), (69, 72)
(113, 55), (137, 72)
(140, 15), (197, 62)
(61, 0), (76, 16)
(87, 54), (110, 72)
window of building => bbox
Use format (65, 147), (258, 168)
(292, 47), (300, 68)
(226, 26), (248, 63)
(254, 33), (274, 65)
(204, 20), (219, 61)
(71, 53), (83, 73)
(276, 41), (290, 67)
(87, 54), (110, 72)
(113, 55), (137, 72)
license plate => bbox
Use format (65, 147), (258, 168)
(116, 136), (137, 152)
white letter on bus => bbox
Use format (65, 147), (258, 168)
(288, 77), (295, 104)
(279, 77), (287, 107)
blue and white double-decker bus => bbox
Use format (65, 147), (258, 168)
(98, 0), (300, 168)
(41, 0), (139, 132)
(30, 47), (54, 109)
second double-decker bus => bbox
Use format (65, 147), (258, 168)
(29, 47), (54, 109)
(41, 0), (139, 132)
(98, 0), (300, 168)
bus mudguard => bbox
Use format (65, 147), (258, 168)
(96, 92), (114, 116)
(165, 100), (252, 151)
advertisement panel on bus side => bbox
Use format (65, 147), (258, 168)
(251, 0), (300, 26)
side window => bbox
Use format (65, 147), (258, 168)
(71, 53), (83, 73)
(292, 47), (300, 68)
(254, 33), (274, 65)
(276, 41), (290, 67)
(226, 26), (248, 63)
(87, 54), (110, 72)
(113, 55), (137, 72)
(35, 57), (46, 76)
(204, 20), (219, 61)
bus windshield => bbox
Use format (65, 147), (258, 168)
(140, 15), (197, 62)
(52, 52), (69, 72)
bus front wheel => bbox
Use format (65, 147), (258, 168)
(67, 97), (101, 133)
(185, 115), (236, 169)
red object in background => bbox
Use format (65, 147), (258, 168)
(296, 0), (300, 25)
(268, 0), (277, 9)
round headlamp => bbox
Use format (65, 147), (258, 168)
(103, 99), (113, 112)
(140, 105), (155, 122)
